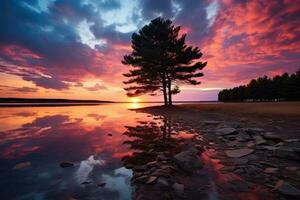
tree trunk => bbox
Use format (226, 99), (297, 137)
(162, 74), (168, 106)
(167, 78), (172, 106)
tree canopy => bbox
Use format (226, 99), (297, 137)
(122, 17), (207, 105)
(218, 69), (300, 102)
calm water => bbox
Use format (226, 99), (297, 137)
(0, 103), (273, 200)
(0, 103), (161, 200)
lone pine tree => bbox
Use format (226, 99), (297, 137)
(122, 17), (207, 106)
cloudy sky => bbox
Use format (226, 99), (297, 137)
(0, 0), (299, 101)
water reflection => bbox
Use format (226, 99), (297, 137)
(0, 103), (156, 200)
(0, 103), (274, 200)
(122, 118), (187, 167)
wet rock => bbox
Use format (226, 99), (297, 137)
(245, 128), (264, 135)
(146, 161), (157, 168)
(204, 120), (220, 125)
(157, 154), (168, 161)
(253, 135), (267, 145)
(245, 165), (262, 175)
(275, 146), (300, 161)
(234, 168), (244, 174)
(216, 127), (237, 136)
(173, 147), (203, 172)
(220, 166), (236, 173)
(97, 182), (106, 187)
(13, 161), (31, 170)
(125, 163), (134, 169)
(260, 161), (278, 168)
(234, 158), (249, 165)
(81, 181), (91, 185)
(226, 180), (250, 192)
(173, 182), (184, 195)
(60, 161), (74, 168)
(134, 175), (148, 183)
(285, 141), (300, 153)
(134, 165), (147, 172)
(285, 166), (299, 172)
(264, 167), (278, 174)
(225, 148), (254, 158)
(156, 177), (169, 188)
(236, 132), (251, 142)
(227, 140), (239, 147)
(262, 132), (282, 142)
(244, 154), (258, 161)
(275, 180), (300, 197)
(258, 145), (278, 151)
(146, 176), (158, 185)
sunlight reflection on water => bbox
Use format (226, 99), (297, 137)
(0, 103), (158, 199)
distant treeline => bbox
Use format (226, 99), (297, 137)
(218, 70), (300, 102)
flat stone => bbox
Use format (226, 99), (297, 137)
(60, 161), (74, 168)
(146, 161), (157, 168)
(146, 176), (158, 184)
(253, 135), (267, 145)
(262, 132), (282, 142)
(134, 165), (147, 172)
(236, 132), (251, 142)
(173, 183), (184, 195)
(96, 182), (106, 187)
(173, 147), (203, 172)
(13, 162), (31, 170)
(204, 120), (220, 125)
(275, 147), (300, 161)
(284, 141), (300, 153)
(216, 127), (237, 136)
(220, 166), (236, 173)
(234, 158), (249, 165)
(227, 140), (239, 147)
(245, 128), (264, 135)
(260, 161), (278, 168)
(264, 167), (278, 174)
(157, 154), (168, 161)
(285, 166), (299, 172)
(156, 177), (169, 187)
(225, 148), (254, 158)
(133, 175), (148, 183)
(275, 180), (300, 197)
(259, 145), (278, 151)
(226, 180), (250, 192)
(244, 154), (258, 161)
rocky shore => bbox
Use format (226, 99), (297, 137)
(132, 105), (300, 200)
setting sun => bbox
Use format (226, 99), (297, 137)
(131, 97), (139, 103)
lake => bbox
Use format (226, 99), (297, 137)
(0, 103), (164, 200)
(0, 102), (276, 200)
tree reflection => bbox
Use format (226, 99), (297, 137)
(122, 117), (185, 167)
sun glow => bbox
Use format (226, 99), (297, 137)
(129, 97), (140, 109)
(130, 97), (139, 103)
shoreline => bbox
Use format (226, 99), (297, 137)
(134, 103), (300, 199)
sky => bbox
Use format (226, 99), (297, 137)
(0, 0), (299, 101)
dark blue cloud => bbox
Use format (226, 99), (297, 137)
(22, 76), (69, 90)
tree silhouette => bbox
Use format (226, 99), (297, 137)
(122, 17), (207, 106)
(218, 69), (300, 102)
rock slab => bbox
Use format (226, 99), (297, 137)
(275, 180), (300, 197)
(216, 127), (237, 136)
(225, 148), (254, 158)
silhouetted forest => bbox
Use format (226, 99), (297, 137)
(218, 70), (300, 102)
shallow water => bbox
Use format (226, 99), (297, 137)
(0, 103), (163, 200)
